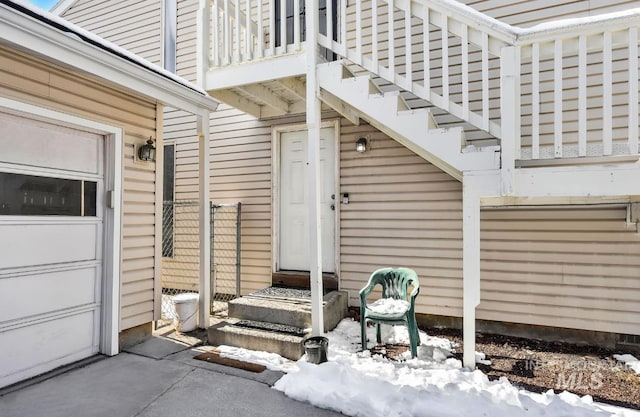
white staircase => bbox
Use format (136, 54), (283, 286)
(317, 61), (499, 181)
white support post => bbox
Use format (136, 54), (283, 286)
(500, 46), (519, 196)
(462, 175), (480, 370)
(197, 112), (211, 329)
(306, 0), (324, 336)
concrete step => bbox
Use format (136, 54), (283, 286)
(228, 288), (348, 331)
(207, 317), (307, 360)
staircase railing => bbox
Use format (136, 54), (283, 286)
(318, 0), (515, 140)
(317, 0), (640, 162)
(201, 0), (640, 163)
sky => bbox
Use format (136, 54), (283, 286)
(28, 0), (58, 11)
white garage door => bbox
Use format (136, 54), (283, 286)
(0, 112), (104, 388)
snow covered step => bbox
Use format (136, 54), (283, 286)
(208, 317), (306, 360)
(228, 288), (348, 332)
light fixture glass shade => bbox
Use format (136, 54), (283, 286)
(138, 138), (156, 162)
(356, 137), (367, 153)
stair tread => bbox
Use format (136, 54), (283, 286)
(210, 318), (307, 342)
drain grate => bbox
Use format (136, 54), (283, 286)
(235, 320), (308, 337)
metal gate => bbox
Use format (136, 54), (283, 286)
(160, 200), (200, 323)
(158, 200), (241, 321)
(210, 202), (242, 313)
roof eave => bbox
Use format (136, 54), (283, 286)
(0, 3), (219, 115)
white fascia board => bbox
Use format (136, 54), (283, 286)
(511, 164), (640, 199)
(0, 5), (218, 114)
(204, 52), (306, 91)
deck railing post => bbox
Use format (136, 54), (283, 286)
(197, 0), (212, 86)
(500, 45), (519, 195)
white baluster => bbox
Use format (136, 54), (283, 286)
(212, 0), (220, 66)
(235, 0), (241, 62)
(279, 0), (286, 51)
(405, 7), (412, 86)
(294, 0), (300, 49)
(269, 0), (275, 55)
(532, 42), (540, 160)
(461, 24), (469, 120)
(224, 0), (230, 64)
(554, 39), (563, 158)
(578, 35), (587, 157)
(629, 27), (639, 155)
(245, 0), (251, 60)
(340, 0), (346, 54)
(355, 0), (362, 62)
(327, 0), (333, 49)
(257, 0), (263, 57)
(603, 31), (613, 156)
(372, 0), (378, 70)
(481, 31), (489, 133)
(388, 0), (395, 82)
(423, 6), (430, 94)
(441, 13), (449, 109)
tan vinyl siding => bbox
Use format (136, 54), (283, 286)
(61, 0), (640, 337)
(61, 0), (162, 66)
(339, 119), (464, 316)
(480, 206), (640, 336)
(0, 45), (159, 331)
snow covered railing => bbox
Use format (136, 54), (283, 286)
(319, 0), (640, 162)
(201, 0), (640, 163)
(511, 10), (640, 162)
(320, 0), (510, 141)
(204, 0), (308, 68)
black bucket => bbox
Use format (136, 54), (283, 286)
(303, 336), (328, 364)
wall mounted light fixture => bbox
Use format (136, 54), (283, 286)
(138, 137), (156, 162)
(355, 137), (368, 153)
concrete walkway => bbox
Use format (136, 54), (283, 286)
(0, 336), (344, 417)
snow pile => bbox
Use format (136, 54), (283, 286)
(219, 319), (640, 417)
(366, 298), (410, 315)
(614, 354), (640, 375)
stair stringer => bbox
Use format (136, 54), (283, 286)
(317, 62), (500, 181)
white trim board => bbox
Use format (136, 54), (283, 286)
(0, 96), (122, 357)
(271, 119), (341, 276)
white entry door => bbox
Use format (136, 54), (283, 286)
(279, 127), (335, 272)
(0, 112), (104, 388)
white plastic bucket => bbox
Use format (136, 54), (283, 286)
(173, 293), (199, 332)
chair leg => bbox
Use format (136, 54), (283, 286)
(361, 317), (367, 351)
(405, 316), (419, 358)
(376, 323), (382, 344)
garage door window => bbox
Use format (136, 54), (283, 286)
(0, 172), (97, 216)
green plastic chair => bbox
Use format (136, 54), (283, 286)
(360, 267), (420, 358)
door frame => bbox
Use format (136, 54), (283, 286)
(271, 119), (340, 277)
(0, 96), (123, 357)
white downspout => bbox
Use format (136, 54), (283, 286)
(306, 0), (324, 336)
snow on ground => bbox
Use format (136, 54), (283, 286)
(219, 319), (640, 417)
(614, 354), (640, 375)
